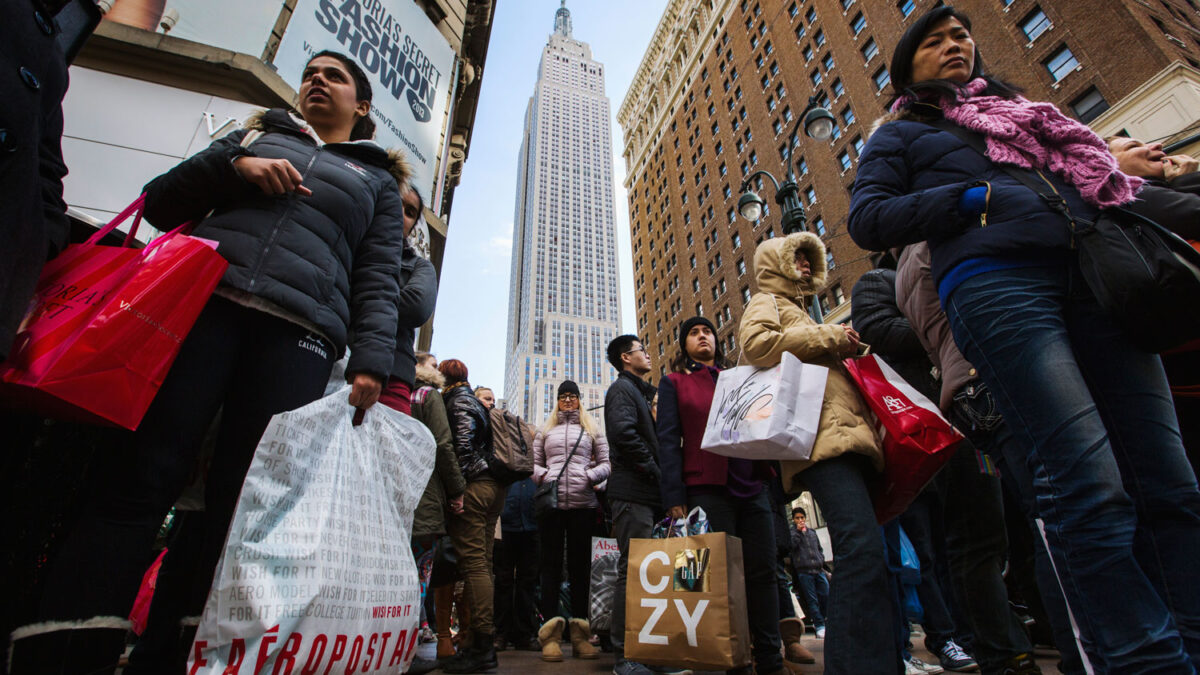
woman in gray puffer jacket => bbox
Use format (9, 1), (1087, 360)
(531, 380), (610, 662)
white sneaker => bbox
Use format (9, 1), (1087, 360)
(905, 656), (946, 674)
(815, 626), (826, 639)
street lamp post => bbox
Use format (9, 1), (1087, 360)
(735, 95), (835, 235)
(736, 95), (836, 321)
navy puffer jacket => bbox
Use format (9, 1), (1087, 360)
(848, 112), (1098, 285)
(142, 109), (406, 378)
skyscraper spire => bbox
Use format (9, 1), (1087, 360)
(554, 0), (572, 37)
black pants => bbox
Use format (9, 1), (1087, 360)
(494, 529), (539, 642)
(37, 297), (335, 636)
(537, 507), (595, 621)
(690, 489), (783, 673)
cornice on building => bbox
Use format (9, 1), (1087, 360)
(617, 0), (731, 187)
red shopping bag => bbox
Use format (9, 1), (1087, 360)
(842, 354), (964, 523)
(0, 195), (227, 429)
(129, 548), (167, 635)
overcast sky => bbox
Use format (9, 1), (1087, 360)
(428, 0), (666, 398)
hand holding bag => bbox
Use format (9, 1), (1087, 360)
(842, 354), (963, 523)
(0, 195), (227, 429)
(534, 428), (585, 520)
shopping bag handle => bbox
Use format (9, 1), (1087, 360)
(83, 194), (198, 250)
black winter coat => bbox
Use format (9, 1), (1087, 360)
(389, 248), (438, 386)
(849, 113), (1098, 285)
(603, 371), (663, 508)
(851, 269), (939, 402)
(1126, 173), (1200, 241)
(0, 0), (73, 359)
(443, 383), (494, 482)
(142, 109), (405, 378)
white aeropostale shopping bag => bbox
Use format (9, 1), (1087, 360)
(700, 351), (828, 460)
(189, 386), (435, 674)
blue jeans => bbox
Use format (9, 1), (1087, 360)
(793, 571), (828, 628)
(798, 454), (902, 675)
(945, 263), (1200, 674)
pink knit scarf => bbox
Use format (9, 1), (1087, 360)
(892, 79), (1141, 208)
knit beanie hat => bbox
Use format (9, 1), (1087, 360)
(557, 380), (580, 398)
(679, 316), (716, 348)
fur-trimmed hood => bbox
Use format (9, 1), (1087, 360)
(243, 109), (412, 187)
(752, 232), (827, 300)
(415, 362), (445, 388)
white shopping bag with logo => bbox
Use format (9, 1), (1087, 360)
(700, 351), (828, 460)
(189, 386), (435, 674)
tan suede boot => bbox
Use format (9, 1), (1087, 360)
(434, 585), (456, 660)
(779, 617), (816, 664)
(568, 618), (599, 659)
(537, 616), (566, 662)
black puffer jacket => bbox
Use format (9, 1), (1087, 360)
(851, 268), (939, 402)
(1126, 173), (1200, 240)
(603, 370), (663, 508)
(389, 247), (438, 386)
(443, 383), (494, 482)
(142, 109), (406, 378)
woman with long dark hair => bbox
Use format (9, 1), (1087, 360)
(849, 7), (1200, 671)
(13, 50), (408, 672)
(657, 316), (802, 675)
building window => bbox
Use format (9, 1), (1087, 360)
(873, 66), (891, 91)
(813, 216), (825, 235)
(832, 78), (845, 98)
(804, 186), (817, 204)
(1071, 86), (1110, 123)
(822, 53), (835, 71)
(811, 70), (823, 86)
(732, 232), (741, 249)
(796, 24), (807, 41)
(756, 54), (765, 69)
(737, 259), (747, 276)
(832, 283), (845, 305)
(1044, 45), (1079, 82)
(797, 157), (808, 175)
(826, 251), (836, 270)
(862, 38), (879, 62)
(773, 119), (784, 135)
(851, 12), (866, 35)
(852, 135), (865, 155)
(815, 30), (826, 47)
(898, 0), (915, 17)
(803, 44), (814, 62)
(789, 2), (799, 18)
(842, 106), (856, 126)
(806, 7), (817, 23)
(782, 106), (793, 122)
(1021, 7), (1051, 42)
(838, 150), (852, 171)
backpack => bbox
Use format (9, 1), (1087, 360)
(487, 407), (535, 484)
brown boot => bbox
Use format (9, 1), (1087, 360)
(779, 617), (816, 664)
(435, 585), (456, 659)
(538, 616), (566, 662)
(568, 618), (599, 659)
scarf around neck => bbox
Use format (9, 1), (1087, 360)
(893, 78), (1142, 208)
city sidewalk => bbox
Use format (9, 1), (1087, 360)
(422, 636), (1067, 674)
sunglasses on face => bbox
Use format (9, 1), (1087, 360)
(558, 394), (579, 401)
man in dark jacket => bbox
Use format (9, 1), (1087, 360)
(0, 0), (91, 360)
(603, 335), (662, 675)
(789, 508), (828, 638)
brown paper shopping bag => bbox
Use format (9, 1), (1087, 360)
(624, 532), (751, 671)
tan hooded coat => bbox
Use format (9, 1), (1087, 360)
(738, 233), (883, 489)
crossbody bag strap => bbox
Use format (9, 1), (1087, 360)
(553, 427), (587, 483)
(926, 119), (1082, 228)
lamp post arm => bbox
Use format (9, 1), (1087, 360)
(738, 170), (783, 195)
(783, 95), (822, 184)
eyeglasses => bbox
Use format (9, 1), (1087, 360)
(623, 346), (647, 355)
(558, 394), (579, 401)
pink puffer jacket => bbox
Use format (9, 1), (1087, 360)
(532, 410), (611, 510)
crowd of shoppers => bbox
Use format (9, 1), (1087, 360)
(6, 5), (1200, 675)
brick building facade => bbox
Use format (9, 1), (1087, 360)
(617, 0), (1200, 373)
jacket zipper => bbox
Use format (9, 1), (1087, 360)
(980, 181), (991, 227)
(247, 146), (322, 290)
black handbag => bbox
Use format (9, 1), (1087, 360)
(534, 428), (585, 521)
(931, 119), (1200, 353)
